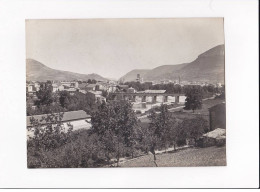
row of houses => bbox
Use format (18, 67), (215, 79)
(26, 81), (114, 105)
(78, 82), (117, 93)
(26, 80), (118, 94)
(26, 80), (143, 105)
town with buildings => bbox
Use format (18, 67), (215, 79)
(0, 2), (258, 189)
(26, 71), (226, 168)
(26, 19), (226, 169)
(26, 73), (224, 114)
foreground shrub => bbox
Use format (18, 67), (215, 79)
(27, 129), (108, 168)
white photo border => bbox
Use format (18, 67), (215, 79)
(0, 0), (259, 188)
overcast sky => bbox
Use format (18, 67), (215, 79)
(26, 18), (224, 79)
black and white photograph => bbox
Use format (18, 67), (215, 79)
(0, 0), (259, 189)
(26, 18), (226, 168)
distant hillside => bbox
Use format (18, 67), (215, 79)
(119, 44), (225, 84)
(119, 69), (151, 82)
(173, 45), (225, 83)
(143, 63), (189, 81)
(26, 59), (107, 82)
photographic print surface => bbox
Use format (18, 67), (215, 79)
(26, 18), (226, 168)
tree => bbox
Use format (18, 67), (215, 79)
(90, 100), (138, 166)
(184, 87), (203, 112)
(136, 116), (160, 167)
(146, 104), (177, 166)
(87, 79), (97, 84)
(35, 82), (54, 107)
(179, 116), (208, 146)
(29, 103), (65, 116)
(152, 105), (172, 151)
(27, 129), (109, 168)
(52, 131), (104, 168)
(215, 89), (225, 100)
(173, 84), (182, 93)
(101, 90), (108, 98)
(207, 84), (215, 93)
(168, 117), (180, 151)
(27, 112), (73, 152)
(57, 91), (97, 113)
(59, 90), (71, 108)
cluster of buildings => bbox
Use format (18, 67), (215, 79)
(26, 80), (120, 104)
(150, 79), (223, 88)
(128, 74), (223, 88)
(26, 81), (41, 94)
(178, 81), (223, 88)
(26, 73), (223, 107)
(26, 77), (226, 148)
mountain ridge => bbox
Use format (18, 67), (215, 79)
(26, 59), (107, 82)
(119, 44), (225, 84)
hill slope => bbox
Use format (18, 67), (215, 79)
(26, 59), (107, 81)
(119, 69), (151, 82)
(143, 63), (189, 81)
(120, 44), (225, 84)
(175, 45), (225, 83)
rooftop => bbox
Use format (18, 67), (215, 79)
(87, 90), (102, 95)
(208, 102), (226, 111)
(66, 88), (77, 92)
(27, 110), (91, 127)
(118, 85), (129, 88)
(138, 90), (166, 94)
(78, 83), (88, 89)
(203, 128), (226, 139)
(86, 84), (97, 88)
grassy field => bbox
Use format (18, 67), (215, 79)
(119, 146), (226, 167)
(124, 98), (226, 168)
(139, 98), (225, 126)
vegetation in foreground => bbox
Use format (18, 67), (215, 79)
(27, 104), (210, 168)
(27, 86), (225, 168)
